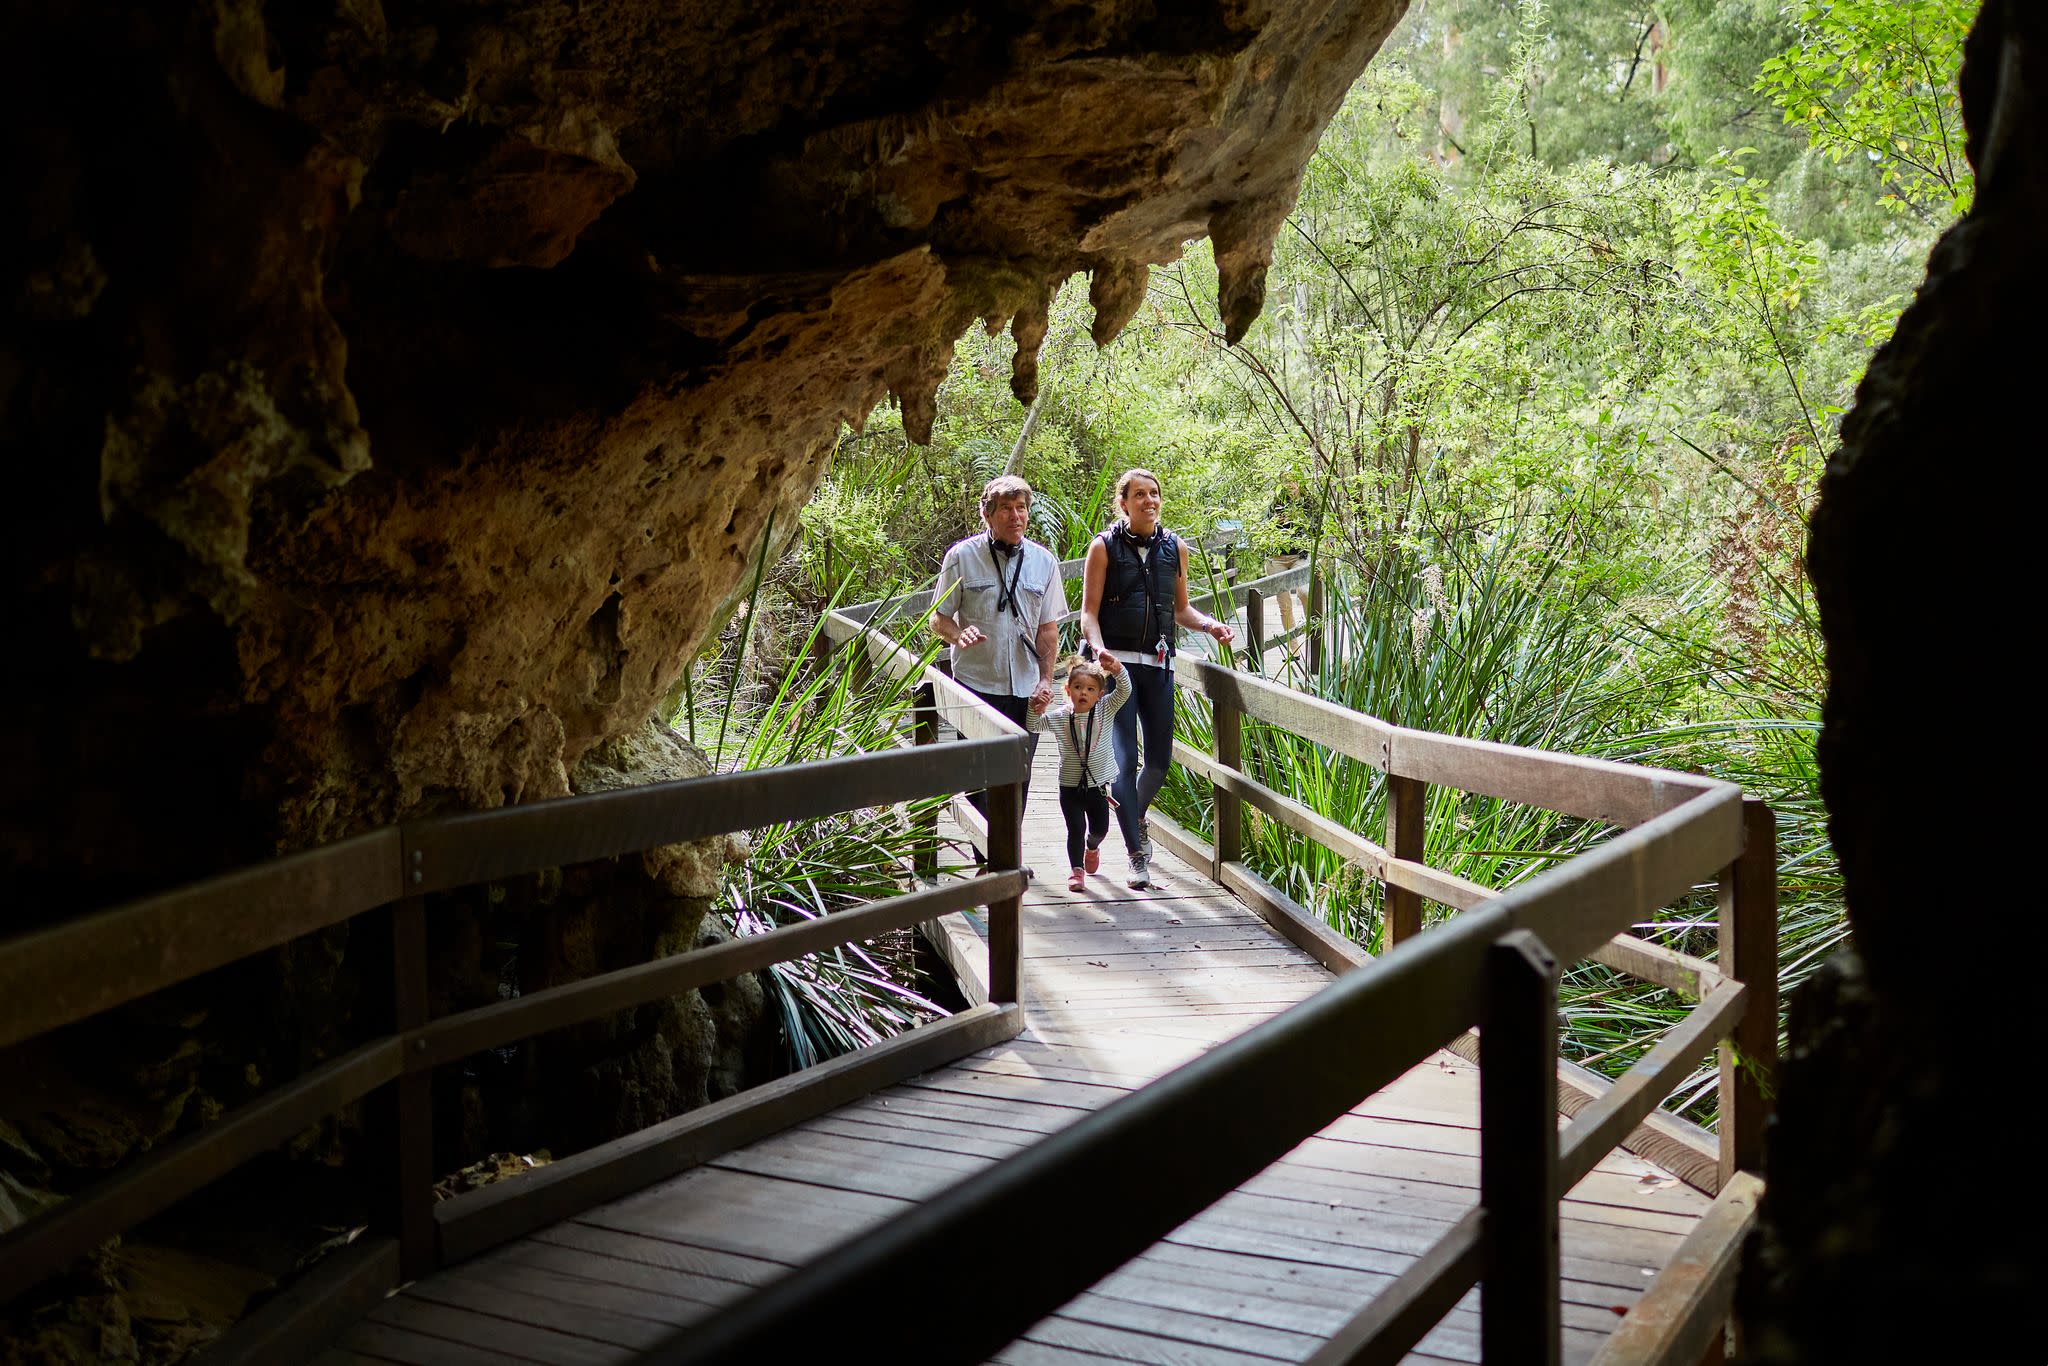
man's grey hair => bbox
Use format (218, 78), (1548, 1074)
(979, 474), (1033, 515)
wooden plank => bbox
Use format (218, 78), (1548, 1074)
(530, 1223), (780, 1290)
(1215, 861), (1365, 975)
(388, 895), (436, 1280)
(1481, 932), (1561, 1364)
(432, 1257), (715, 1326)
(413, 873), (1023, 1067)
(913, 681), (941, 881)
(342, 1318), (527, 1366)
(919, 909), (991, 1006)
(1212, 700), (1243, 871)
(1385, 730), (1719, 829)
(855, 631), (1026, 743)
(1384, 774), (1427, 947)
(405, 738), (1027, 893)
(1186, 562), (1313, 619)
(1172, 746), (1492, 912)
(198, 1236), (399, 1366)
(987, 781), (1024, 1006)
(0, 827), (400, 1052)
(1587, 934), (1725, 1001)
(368, 1296), (622, 1365)
(947, 792), (990, 855)
(1164, 1195), (1665, 1304)
(1589, 1173), (1762, 1366)
(1172, 656), (1395, 770)
(1718, 800), (1777, 1186)
(0, 1038), (402, 1304)
(1491, 786), (1743, 968)
(435, 1003), (1022, 1263)
(1304, 1210), (1480, 1366)
(401, 1270), (676, 1350)
(1558, 982), (1747, 1188)
(1442, 1031), (1723, 1197)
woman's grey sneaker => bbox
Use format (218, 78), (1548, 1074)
(1127, 850), (1151, 889)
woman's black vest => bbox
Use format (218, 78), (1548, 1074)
(1097, 525), (1180, 653)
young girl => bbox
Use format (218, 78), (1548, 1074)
(1028, 653), (1132, 893)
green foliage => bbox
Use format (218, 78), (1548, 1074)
(1757, 0), (1977, 220)
(785, 0), (1984, 1120)
(680, 579), (959, 1072)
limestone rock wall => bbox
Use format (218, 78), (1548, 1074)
(1742, 2), (2045, 1356)
(3, 0), (1408, 905)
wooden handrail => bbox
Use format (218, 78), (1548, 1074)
(0, 667), (1036, 1307)
(0, 829), (402, 1052)
(409, 872), (1025, 1068)
(625, 593), (1773, 1366)
(4, 550), (1774, 1366)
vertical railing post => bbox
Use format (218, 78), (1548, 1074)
(1307, 567), (1325, 675)
(913, 681), (940, 882)
(1384, 773), (1427, 948)
(1246, 588), (1266, 667)
(1481, 929), (1562, 1365)
(1718, 798), (1778, 1184)
(1212, 697), (1243, 878)
(387, 890), (435, 1280)
(986, 778), (1024, 1006)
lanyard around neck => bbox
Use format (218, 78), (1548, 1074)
(989, 535), (1026, 615)
(1068, 706), (1100, 782)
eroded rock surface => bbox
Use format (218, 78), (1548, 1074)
(1744, 1), (2045, 1356)
(4, 0), (1408, 902)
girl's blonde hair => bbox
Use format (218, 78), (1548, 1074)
(1115, 468), (1162, 507)
(1063, 657), (1108, 689)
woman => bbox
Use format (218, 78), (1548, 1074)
(1080, 468), (1235, 888)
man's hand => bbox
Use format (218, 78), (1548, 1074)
(1029, 678), (1055, 710)
(1028, 693), (1048, 716)
(1100, 653), (1124, 676)
(955, 625), (986, 648)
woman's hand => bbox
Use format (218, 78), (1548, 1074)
(1100, 653), (1123, 676)
(1207, 619), (1236, 644)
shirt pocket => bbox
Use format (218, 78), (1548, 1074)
(958, 576), (1000, 622)
(1012, 580), (1045, 627)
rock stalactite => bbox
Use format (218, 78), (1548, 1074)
(4, 0), (1409, 901)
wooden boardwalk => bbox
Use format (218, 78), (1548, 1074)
(332, 739), (1711, 1366)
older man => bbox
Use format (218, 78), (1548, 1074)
(931, 475), (1066, 818)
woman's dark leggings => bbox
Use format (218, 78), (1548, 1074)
(1111, 661), (1175, 852)
(1058, 785), (1111, 869)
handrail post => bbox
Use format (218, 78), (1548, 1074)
(1246, 588), (1266, 667)
(1307, 567), (1325, 675)
(384, 892), (436, 1279)
(986, 779), (1024, 1005)
(913, 682), (940, 881)
(1481, 929), (1561, 1365)
(1213, 697), (1244, 878)
(1384, 774), (1427, 949)
(1717, 798), (1777, 1184)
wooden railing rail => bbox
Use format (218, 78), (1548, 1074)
(625, 608), (1776, 1366)
(0, 713), (1033, 1324)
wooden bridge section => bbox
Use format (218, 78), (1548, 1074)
(0, 555), (1776, 1366)
(332, 732), (1724, 1366)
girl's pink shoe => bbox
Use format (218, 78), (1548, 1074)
(1084, 846), (1101, 874)
(1067, 869), (1087, 893)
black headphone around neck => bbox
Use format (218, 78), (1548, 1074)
(1114, 520), (1161, 549)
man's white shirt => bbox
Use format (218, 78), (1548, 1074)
(933, 535), (1069, 697)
